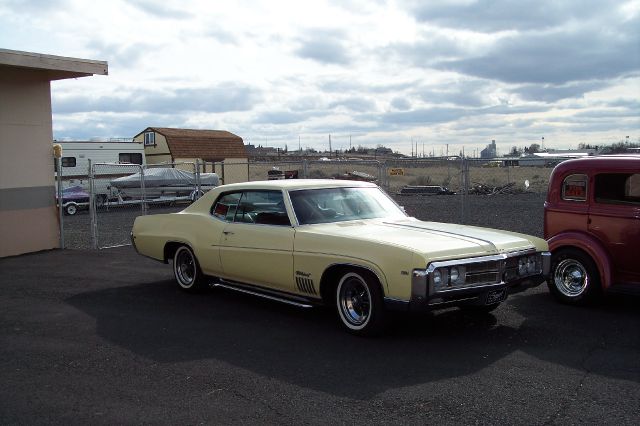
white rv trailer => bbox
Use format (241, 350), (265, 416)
(53, 140), (146, 205)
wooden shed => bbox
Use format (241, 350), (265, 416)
(133, 127), (248, 184)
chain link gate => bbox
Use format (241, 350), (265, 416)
(90, 162), (145, 249)
(90, 162), (205, 249)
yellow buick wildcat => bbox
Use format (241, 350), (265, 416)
(131, 180), (550, 335)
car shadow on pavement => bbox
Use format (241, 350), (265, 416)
(65, 279), (633, 400)
(507, 290), (640, 384)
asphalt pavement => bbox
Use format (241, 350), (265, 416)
(1, 247), (639, 424)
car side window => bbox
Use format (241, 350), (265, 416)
(561, 174), (587, 201)
(594, 173), (640, 206)
(223, 190), (291, 226)
(211, 192), (242, 221)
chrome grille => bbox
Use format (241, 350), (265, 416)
(465, 260), (501, 285)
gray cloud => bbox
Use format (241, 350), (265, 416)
(253, 111), (311, 125)
(328, 97), (376, 112)
(206, 28), (239, 45)
(371, 107), (469, 126)
(512, 80), (612, 103)
(127, 0), (192, 19)
(432, 19), (640, 85)
(86, 40), (155, 67)
(391, 97), (412, 111)
(295, 29), (352, 65)
(404, 0), (614, 32)
(417, 80), (490, 107)
(53, 83), (261, 115)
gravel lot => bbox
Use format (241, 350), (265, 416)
(62, 192), (548, 249)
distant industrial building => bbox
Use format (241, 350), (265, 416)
(480, 140), (497, 158)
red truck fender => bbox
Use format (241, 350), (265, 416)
(547, 232), (613, 291)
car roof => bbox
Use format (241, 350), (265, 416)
(214, 179), (378, 191)
(552, 155), (640, 176)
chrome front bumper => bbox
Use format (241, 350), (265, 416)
(385, 251), (551, 311)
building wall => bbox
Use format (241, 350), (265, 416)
(0, 67), (58, 257)
(174, 157), (249, 184)
(137, 131), (171, 163)
(220, 158), (249, 184)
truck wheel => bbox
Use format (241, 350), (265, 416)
(548, 248), (601, 305)
(336, 271), (387, 336)
(64, 203), (78, 216)
(173, 245), (207, 292)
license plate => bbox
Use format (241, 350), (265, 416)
(486, 289), (506, 305)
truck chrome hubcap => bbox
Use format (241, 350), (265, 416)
(554, 259), (588, 297)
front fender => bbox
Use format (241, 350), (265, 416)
(547, 232), (612, 290)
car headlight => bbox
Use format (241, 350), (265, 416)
(449, 266), (466, 285)
(518, 258), (527, 275)
(433, 269), (442, 286)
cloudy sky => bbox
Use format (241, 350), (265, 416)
(1, 0), (639, 155)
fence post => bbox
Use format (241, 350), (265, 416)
(89, 159), (98, 249)
(302, 159), (308, 178)
(140, 164), (147, 215)
(195, 159), (201, 200)
(56, 157), (64, 249)
(461, 158), (469, 224)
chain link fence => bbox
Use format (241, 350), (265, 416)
(56, 157), (571, 250)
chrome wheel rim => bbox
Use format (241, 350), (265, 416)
(554, 258), (589, 297)
(175, 248), (195, 287)
(338, 274), (371, 327)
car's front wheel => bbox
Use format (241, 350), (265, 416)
(548, 248), (601, 305)
(173, 245), (207, 292)
(336, 271), (387, 336)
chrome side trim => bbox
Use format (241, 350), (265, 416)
(212, 282), (315, 308)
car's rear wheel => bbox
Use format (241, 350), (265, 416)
(548, 248), (601, 305)
(173, 245), (207, 292)
(336, 271), (387, 336)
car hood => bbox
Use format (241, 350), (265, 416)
(297, 217), (544, 261)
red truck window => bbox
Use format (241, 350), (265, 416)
(562, 174), (587, 201)
(594, 173), (640, 205)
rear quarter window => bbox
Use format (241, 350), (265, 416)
(561, 174), (587, 201)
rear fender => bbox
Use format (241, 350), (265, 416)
(547, 232), (612, 290)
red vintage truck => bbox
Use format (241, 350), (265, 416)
(544, 155), (640, 304)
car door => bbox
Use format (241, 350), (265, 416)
(218, 190), (295, 291)
(589, 172), (640, 284)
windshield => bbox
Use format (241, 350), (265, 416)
(289, 187), (406, 225)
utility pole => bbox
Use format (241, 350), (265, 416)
(329, 134), (332, 156)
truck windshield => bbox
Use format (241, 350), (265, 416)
(289, 187), (406, 225)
